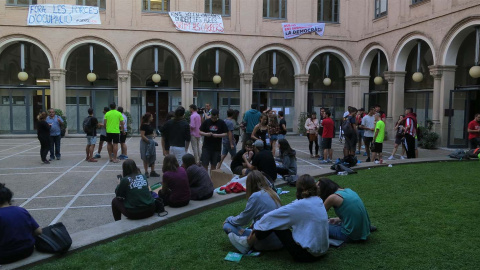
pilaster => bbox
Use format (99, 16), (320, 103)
(48, 68), (66, 113)
(240, 72), (254, 115)
(344, 75), (370, 110)
(181, 71), (194, 108)
(117, 70), (131, 112)
(294, 74), (309, 133)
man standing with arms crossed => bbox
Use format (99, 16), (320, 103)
(104, 103), (124, 163)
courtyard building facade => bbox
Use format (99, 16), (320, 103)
(0, 0), (479, 148)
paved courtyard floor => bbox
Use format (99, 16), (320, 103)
(0, 134), (455, 234)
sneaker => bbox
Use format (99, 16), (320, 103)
(145, 172), (149, 178)
(150, 171), (160, 177)
(400, 156), (406, 160)
(321, 160), (330, 164)
(361, 145), (365, 149)
(388, 155), (395, 160)
(56, 157), (61, 160)
(326, 159), (332, 163)
(94, 154), (101, 159)
(228, 233), (251, 254)
(355, 150), (360, 154)
(365, 158), (371, 162)
(123, 155), (128, 159)
(374, 160), (380, 164)
(363, 152), (368, 156)
(370, 225), (378, 232)
(43, 160), (50, 164)
(49, 156), (54, 161)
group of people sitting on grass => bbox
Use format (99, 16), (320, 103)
(223, 173), (373, 262)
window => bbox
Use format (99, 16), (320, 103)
(317, 0), (339, 23)
(411, 0), (426, 4)
(142, 0), (169, 13)
(6, 0), (37, 6)
(222, 98), (240, 106)
(76, 0), (106, 10)
(263, 0), (286, 19)
(374, 0), (387, 18)
(2, 96), (26, 105)
(66, 97), (89, 105)
(205, 0), (230, 16)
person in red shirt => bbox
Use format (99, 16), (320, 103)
(467, 113), (480, 149)
(321, 111), (335, 163)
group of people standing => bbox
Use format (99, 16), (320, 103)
(36, 109), (64, 164)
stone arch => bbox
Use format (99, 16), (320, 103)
(305, 47), (353, 76)
(126, 40), (186, 71)
(0, 35), (54, 68)
(59, 36), (121, 70)
(393, 32), (436, 71)
(190, 41), (245, 72)
(442, 16), (480, 65)
(250, 44), (301, 74)
(359, 43), (390, 76)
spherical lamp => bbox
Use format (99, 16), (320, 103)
(213, 75), (222, 84)
(412, 72), (423, 82)
(18, 71), (28, 82)
(469, 66), (480, 78)
(270, 76), (278, 85)
(152, 73), (161, 83)
(374, 76), (383, 85)
(323, 77), (332, 86)
(87, 72), (97, 82)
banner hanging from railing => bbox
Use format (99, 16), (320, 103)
(169, 11), (224, 34)
(27, 4), (101, 26)
(282, 23), (325, 39)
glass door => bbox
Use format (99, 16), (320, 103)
(447, 90), (468, 148)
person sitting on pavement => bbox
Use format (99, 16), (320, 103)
(230, 140), (255, 176)
(275, 139), (297, 178)
(317, 178), (372, 242)
(111, 159), (155, 221)
(0, 183), (42, 264)
(244, 140), (277, 183)
(159, 155), (190, 208)
(182, 154), (214, 201)
(224, 171), (283, 253)
(238, 174), (329, 262)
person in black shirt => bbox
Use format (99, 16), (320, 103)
(85, 108), (99, 162)
(277, 111), (287, 140)
(244, 140), (277, 182)
(199, 109), (228, 171)
(37, 111), (51, 164)
(230, 140), (255, 176)
(161, 106), (191, 165)
(140, 113), (160, 178)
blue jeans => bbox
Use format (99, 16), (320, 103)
(49, 135), (61, 159)
(223, 223), (252, 237)
(277, 134), (285, 140)
(329, 223), (349, 241)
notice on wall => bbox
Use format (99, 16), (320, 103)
(282, 23), (325, 39)
(169, 12), (224, 34)
(27, 5), (101, 26)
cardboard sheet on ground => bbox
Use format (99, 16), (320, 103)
(210, 169), (234, 188)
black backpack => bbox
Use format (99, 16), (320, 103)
(35, 222), (72, 254)
(83, 116), (92, 134)
(342, 118), (354, 137)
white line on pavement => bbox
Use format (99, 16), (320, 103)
(0, 145), (40, 161)
(14, 193), (115, 200)
(27, 205), (111, 211)
(0, 140), (36, 153)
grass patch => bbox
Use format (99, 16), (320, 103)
(33, 161), (480, 269)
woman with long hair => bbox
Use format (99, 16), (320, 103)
(388, 115), (407, 160)
(111, 159), (155, 221)
(0, 183), (42, 264)
(182, 153), (214, 200)
(224, 171), (283, 252)
(268, 115), (280, 156)
(304, 112), (320, 158)
(238, 174), (329, 261)
(160, 154), (190, 207)
(251, 114), (270, 149)
(276, 139), (297, 177)
(139, 113), (160, 178)
(37, 111), (51, 164)
(317, 178), (371, 242)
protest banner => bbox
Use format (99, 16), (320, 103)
(282, 23), (325, 39)
(169, 11), (224, 34)
(27, 4), (101, 26)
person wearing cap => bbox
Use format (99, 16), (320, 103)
(199, 109), (228, 171)
(356, 108), (366, 155)
(244, 140), (277, 182)
(230, 140), (255, 176)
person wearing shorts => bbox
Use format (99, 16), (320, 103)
(321, 110), (334, 163)
(199, 109), (228, 171)
(104, 103), (124, 163)
(117, 106), (128, 160)
(95, 107), (109, 159)
(217, 109), (237, 169)
(372, 113), (385, 164)
(360, 107), (376, 162)
(85, 108), (99, 162)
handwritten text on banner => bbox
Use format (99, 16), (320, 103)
(27, 5), (101, 26)
(169, 12), (224, 34)
(282, 23), (325, 39)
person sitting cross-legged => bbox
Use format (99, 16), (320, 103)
(159, 155), (190, 208)
(182, 154), (214, 201)
(275, 139), (297, 179)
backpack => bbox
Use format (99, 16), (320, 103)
(342, 118), (354, 137)
(35, 222), (72, 254)
(83, 116), (92, 134)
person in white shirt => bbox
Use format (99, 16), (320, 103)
(360, 106), (376, 162)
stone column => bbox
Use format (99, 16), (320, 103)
(294, 74), (309, 133)
(344, 75), (370, 110)
(181, 71), (194, 108)
(384, 71), (396, 128)
(384, 71), (406, 124)
(433, 65), (456, 146)
(49, 68), (66, 113)
(117, 70), (131, 112)
(240, 72), (254, 115)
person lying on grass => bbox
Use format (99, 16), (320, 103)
(112, 159), (156, 221)
(233, 174), (329, 262)
(224, 170), (283, 253)
(317, 178), (372, 242)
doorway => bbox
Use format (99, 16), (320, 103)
(447, 87), (480, 148)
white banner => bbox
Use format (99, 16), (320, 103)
(27, 5), (101, 26)
(169, 11), (224, 34)
(282, 23), (325, 39)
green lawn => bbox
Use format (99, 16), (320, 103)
(33, 161), (480, 270)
